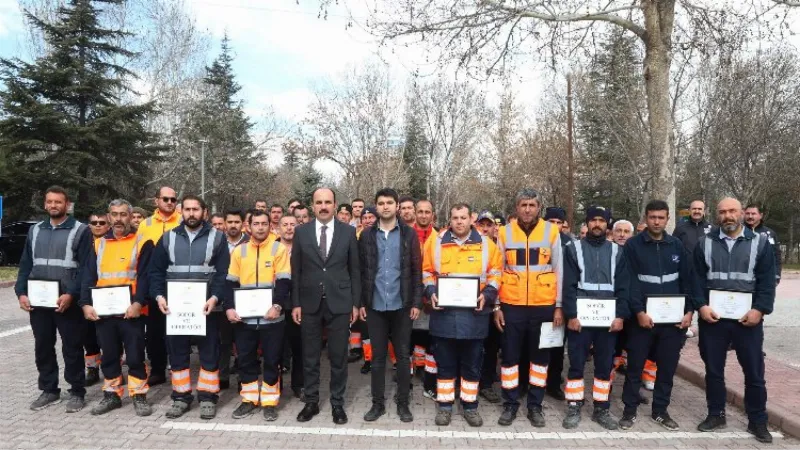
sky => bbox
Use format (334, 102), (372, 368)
(0, 0), (548, 127)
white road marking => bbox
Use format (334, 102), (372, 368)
(0, 325), (31, 339)
(161, 421), (783, 440)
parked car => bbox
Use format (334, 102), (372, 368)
(0, 221), (37, 265)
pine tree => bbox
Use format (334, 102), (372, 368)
(179, 33), (256, 212)
(402, 94), (429, 200)
(295, 161), (322, 206)
(0, 0), (164, 218)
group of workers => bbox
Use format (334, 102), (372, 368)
(14, 184), (779, 443)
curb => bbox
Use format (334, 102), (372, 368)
(0, 281), (14, 288)
(676, 360), (800, 438)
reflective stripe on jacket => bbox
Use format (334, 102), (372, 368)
(422, 228), (503, 339)
(496, 219), (563, 307)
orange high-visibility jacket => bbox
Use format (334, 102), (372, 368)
(225, 235), (291, 322)
(89, 231), (148, 314)
(136, 211), (181, 251)
(422, 228), (503, 295)
(497, 219), (563, 307)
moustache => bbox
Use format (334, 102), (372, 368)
(114, 222), (124, 227)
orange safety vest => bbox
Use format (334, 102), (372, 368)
(497, 219), (560, 306)
(95, 231), (147, 314)
(136, 211), (181, 251)
(422, 229), (503, 292)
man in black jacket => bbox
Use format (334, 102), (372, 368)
(358, 188), (423, 423)
(673, 200), (712, 252)
(744, 204), (782, 285)
(291, 188), (361, 425)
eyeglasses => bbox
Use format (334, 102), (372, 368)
(90, 221), (107, 226)
(161, 197), (178, 203)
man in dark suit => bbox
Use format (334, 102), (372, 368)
(291, 187), (361, 424)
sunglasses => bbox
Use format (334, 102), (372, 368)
(161, 197), (178, 203)
(90, 221), (107, 226)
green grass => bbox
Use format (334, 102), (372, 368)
(784, 263), (800, 271)
(0, 267), (18, 281)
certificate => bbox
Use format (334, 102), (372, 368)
(539, 322), (565, 349)
(28, 280), (59, 308)
(576, 298), (616, 327)
(234, 287), (273, 318)
(166, 280), (208, 335)
(709, 289), (752, 320)
(437, 276), (480, 308)
(91, 285), (132, 316)
(646, 295), (686, 324)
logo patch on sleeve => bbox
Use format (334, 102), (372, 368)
(672, 254), (680, 263)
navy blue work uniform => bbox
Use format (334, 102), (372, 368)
(621, 231), (699, 418)
(693, 227), (776, 425)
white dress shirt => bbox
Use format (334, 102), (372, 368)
(720, 227), (744, 251)
(315, 219), (334, 256)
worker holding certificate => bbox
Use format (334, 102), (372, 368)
(493, 188), (564, 428)
(693, 197), (776, 444)
(561, 206), (630, 431)
(224, 210), (291, 422)
(619, 200), (698, 432)
(79, 199), (152, 417)
(15, 186), (93, 413)
(421, 203), (502, 427)
(149, 195), (230, 420)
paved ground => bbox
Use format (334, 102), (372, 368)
(762, 274), (800, 368)
(1, 285), (797, 449)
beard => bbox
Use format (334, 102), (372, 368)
(721, 221), (740, 232)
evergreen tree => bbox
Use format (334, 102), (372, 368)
(402, 94), (429, 200)
(295, 161), (322, 207)
(178, 33), (256, 212)
(0, 0), (164, 218)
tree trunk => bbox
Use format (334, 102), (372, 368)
(642, 0), (677, 231)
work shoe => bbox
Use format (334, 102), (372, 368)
(652, 411), (679, 431)
(85, 367), (100, 387)
(435, 409), (452, 426)
(619, 412), (637, 430)
(497, 406), (517, 426)
(697, 414), (727, 432)
(747, 422), (773, 444)
(165, 400), (191, 419)
(592, 407), (619, 430)
(363, 403), (386, 422)
(638, 393), (650, 405)
(65, 394), (85, 413)
(619, 411), (637, 430)
(463, 409), (483, 427)
(30, 392), (61, 411)
(422, 389), (436, 401)
(360, 361), (372, 374)
(132, 394), (152, 417)
(397, 403), (413, 423)
(562, 403), (582, 429)
(527, 406), (546, 428)
(232, 402), (257, 419)
(479, 387), (501, 403)
(219, 379), (230, 390)
(199, 401), (217, 420)
(263, 406), (278, 422)
(91, 392), (122, 416)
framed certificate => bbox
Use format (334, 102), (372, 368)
(709, 289), (753, 320)
(576, 298), (616, 327)
(437, 276), (480, 308)
(28, 280), (59, 308)
(166, 280), (208, 336)
(539, 322), (565, 349)
(646, 295), (686, 324)
(234, 287), (273, 318)
(91, 285), (132, 316)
